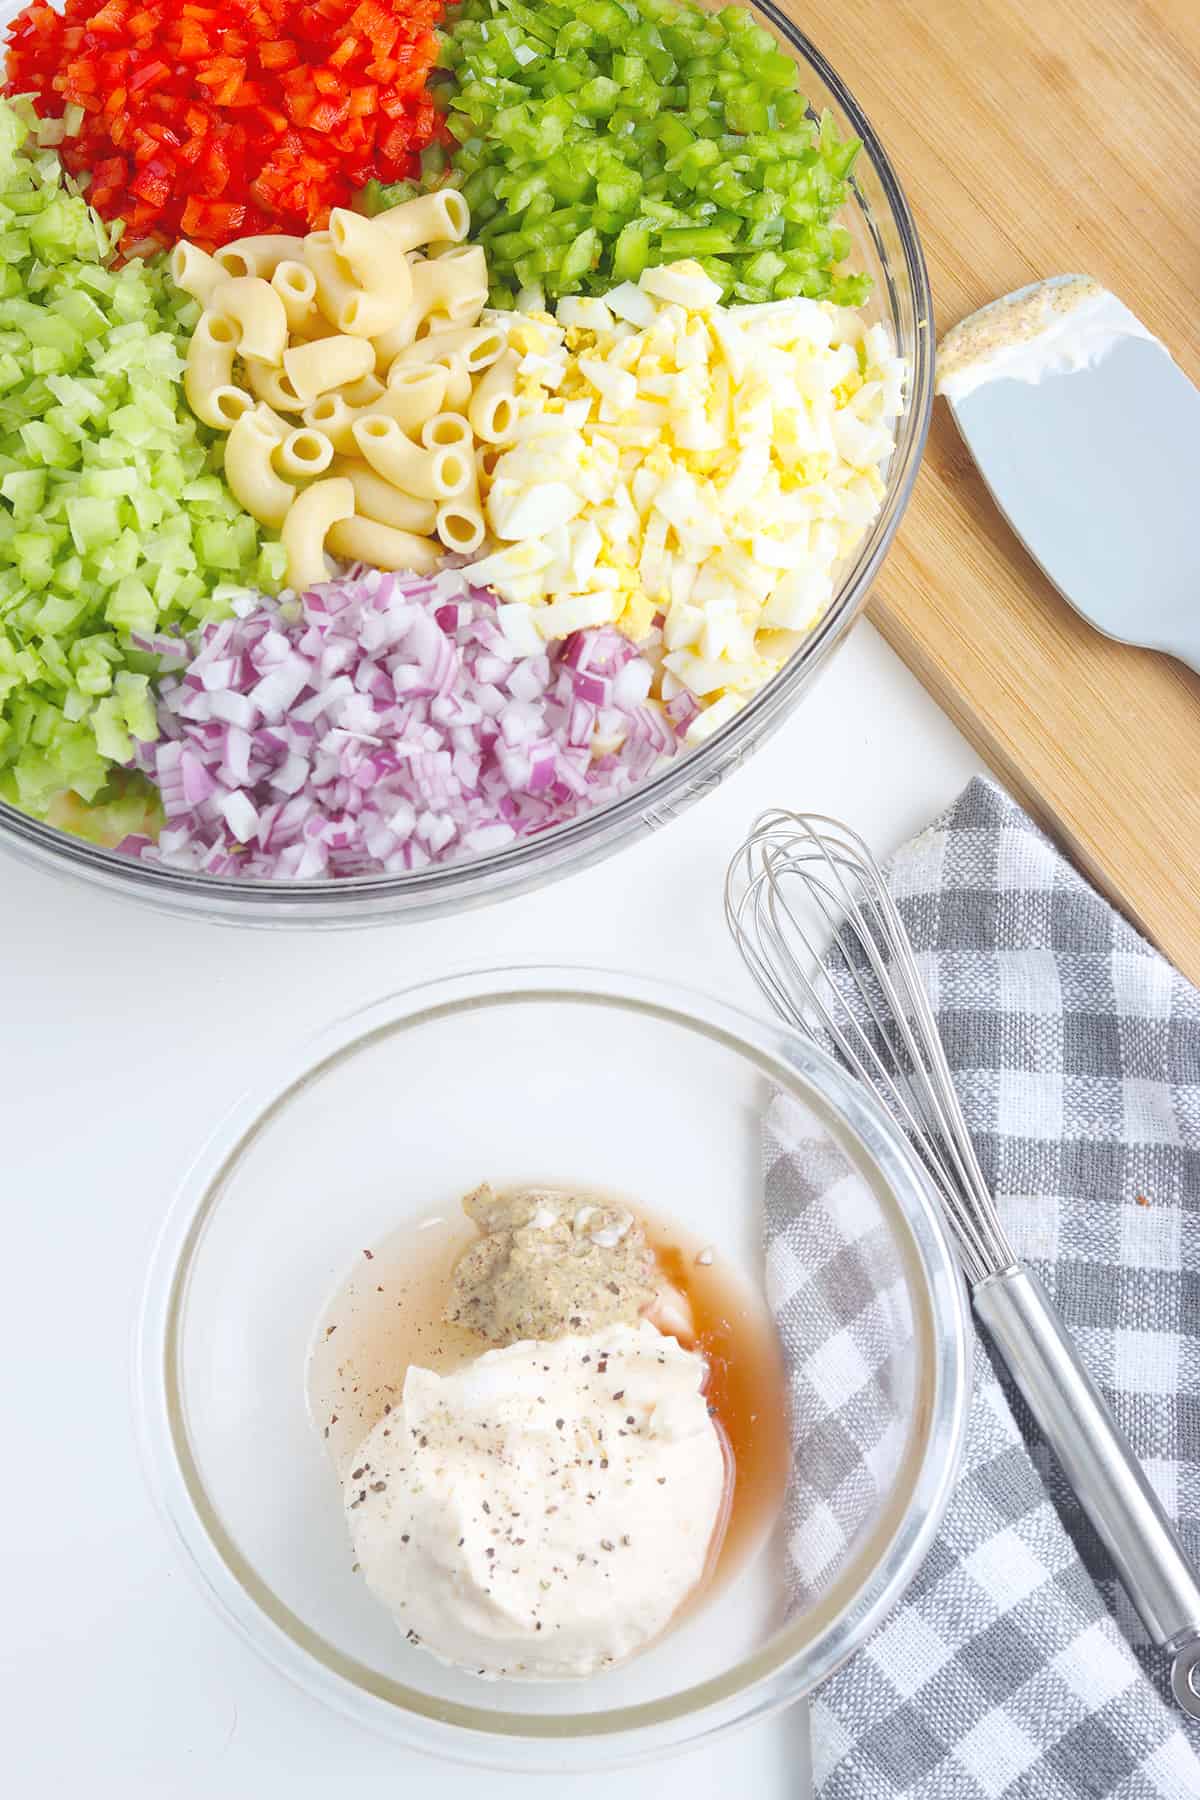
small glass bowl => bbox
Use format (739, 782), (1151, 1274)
(0, 0), (933, 924)
(136, 968), (969, 1769)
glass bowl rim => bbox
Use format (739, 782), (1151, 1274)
(134, 964), (971, 1770)
(0, 1), (934, 921)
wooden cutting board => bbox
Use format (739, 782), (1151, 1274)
(779, 0), (1200, 981)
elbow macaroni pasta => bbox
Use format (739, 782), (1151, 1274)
(281, 478), (356, 591)
(423, 349), (472, 411)
(435, 459), (485, 555)
(467, 349), (520, 445)
(352, 413), (470, 501)
(271, 260), (319, 333)
(245, 359), (305, 414)
(369, 253), (488, 366)
(304, 230), (362, 333)
(338, 373), (388, 410)
(421, 413), (484, 553)
(215, 235), (308, 280)
(275, 428), (335, 482)
(290, 311), (341, 346)
(170, 192), (546, 590)
(170, 240), (225, 307)
(249, 404), (290, 444)
(210, 277), (289, 366)
(419, 411), (472, 453)
(376, 364), (449, 433)
(301, 393), (364, 457)
(339, 287), (412, 340)
(393, 322), (505, 374)
(417, 245), (488, 322)
(299, 374), (397, 454)
(222, 407), (296, 530)
(436, 494), (485, 556)
(329, 208), (414, 312)
(184, 312), (254, 430)
(283, 334), (376, 405)
(327, 514), (440, 575)
(307, 223), (412, 338)
(374, 188), (470, 254)
(329, 457), (438, 536)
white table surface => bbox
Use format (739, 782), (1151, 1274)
(2, 619), (984, 1799)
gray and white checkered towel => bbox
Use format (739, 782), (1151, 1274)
(764, 776), (1200, 1799)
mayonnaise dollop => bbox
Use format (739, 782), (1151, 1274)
(343, 1321), (727, 1678)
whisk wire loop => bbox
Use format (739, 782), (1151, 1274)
(725, 809), (1016, 1285)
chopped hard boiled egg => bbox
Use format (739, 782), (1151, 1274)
(472, 263), (905, 726)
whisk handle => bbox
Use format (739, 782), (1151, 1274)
(974, 1265), (1200, 1719)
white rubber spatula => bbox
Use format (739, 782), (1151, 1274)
(937, 275), (1200, 674)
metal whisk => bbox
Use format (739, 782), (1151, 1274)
(726, 808), (1200, 1718)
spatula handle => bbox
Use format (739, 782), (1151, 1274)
(973, 1264), (1200, 1718)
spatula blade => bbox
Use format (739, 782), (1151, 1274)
(938, 276), (1200, 673)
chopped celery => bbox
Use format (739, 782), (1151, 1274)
(416, 0), (867, 305)
(43, 769), (163, 849)
(0, 97), (280, 823)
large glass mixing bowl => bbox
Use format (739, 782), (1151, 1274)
(136, 968), (970, 1768)
(0, 2), (933, 922)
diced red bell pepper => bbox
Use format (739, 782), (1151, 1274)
(128, 56), (170, 91)
(256, 38), (297, 70)
(129, 155), (172, 204)
(5, 0), (450, 251)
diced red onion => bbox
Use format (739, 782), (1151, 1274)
(665, 689), (701, 731)
(613, 659), (653, 708)
(180, 748), (216, 807)
(219, 789), (259, 843)
(567, 699), (597, 748)
(124, 568), (683, 880)
(208, 689), (257, 730)
(572, 671), (610, 705)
